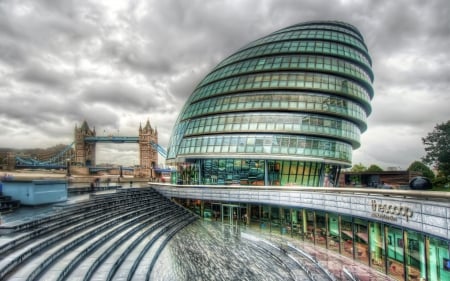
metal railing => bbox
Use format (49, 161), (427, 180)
(149, 182), (450, 201)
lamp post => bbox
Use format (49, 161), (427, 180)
(66, 159), (71, 177)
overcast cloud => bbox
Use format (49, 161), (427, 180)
(0, 0), (448, 169)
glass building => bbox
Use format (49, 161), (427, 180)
(166, 21), (374, 187)
(158, 21), (450, 281)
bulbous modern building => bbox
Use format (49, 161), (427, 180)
(167, 20), (374, 187)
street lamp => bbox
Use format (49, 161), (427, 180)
(66, 158), (71, 177)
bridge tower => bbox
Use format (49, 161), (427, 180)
(74, 121), (96, 166)
(138, 120), (158, 178)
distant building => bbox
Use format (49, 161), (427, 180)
(339, 170), (422, 188)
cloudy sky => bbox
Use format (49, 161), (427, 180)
(0, 0), (448, 169)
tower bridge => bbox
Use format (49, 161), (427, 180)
(7, 120), (167, 177)
(73, 120), (162, 177)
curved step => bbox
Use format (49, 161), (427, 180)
(2, 201), (170, 280)
(40, 206), (174, 281)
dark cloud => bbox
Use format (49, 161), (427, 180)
(19, 63), (73, 89)
(0, 0), (448, 167)
(82, 82), (158, 112)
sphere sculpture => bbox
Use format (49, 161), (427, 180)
(409, 176), (433, 190)
(167, 21), (374, 187)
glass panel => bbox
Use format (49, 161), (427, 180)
(387, 226), (404, 280)
(270, 206), (281, 233)
(291, 208), (304, 239)
(405, 230), (425, 281)
(280, 161), (289, 186)
(203, 201), (213, 220)
(249, 204), (260, 228)
(427, 237), (450, 281)
(354, 218), (369, 265)
(280, 208), (291, 236)
(239, 205), (248, 226)
(222, 205), (239, 226)
(315, 211), (327, 247)
(341, 215), (354, 259)
(305, 210), (315, 243)
(260, 205), (270, 233)
(211, 203), (221, 221)
(369, 222), (386, 273)
(267, 160), (280, 186)
(328, 213), (340, 252)
(289, 161), (298, 184)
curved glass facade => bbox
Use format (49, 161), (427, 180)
(167, 21), (374, 187)
(175, 199), (450, 281)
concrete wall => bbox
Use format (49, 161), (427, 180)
(150, 184), (450, 241)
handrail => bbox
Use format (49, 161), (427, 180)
(149, 182), (450, 201)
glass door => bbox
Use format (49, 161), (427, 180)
(221, 204), (240, 226)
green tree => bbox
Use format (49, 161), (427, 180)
(351, 163), (366, 172)
(422, 120), (450, 179)
(367, 164), (383, 172)
(407, 161), (435, 180)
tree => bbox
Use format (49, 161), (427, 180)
(351, 163), (366, 172)
(407, 161), (435, 180)
(422, 120), (450, 179)
(367, 164), (383, 172)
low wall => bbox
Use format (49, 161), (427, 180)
(150, 183), (450, 241)
(70, 167), (89, 175)
(2, 179), (68, 206)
